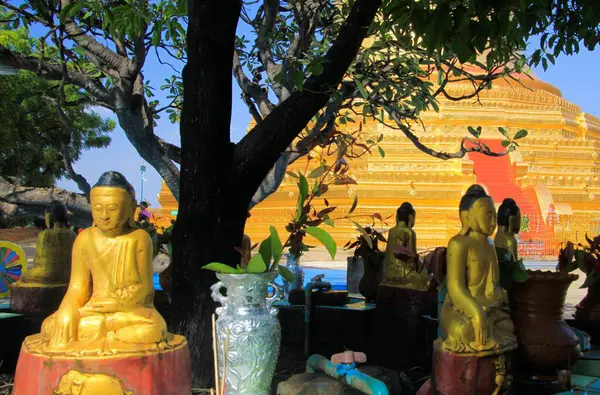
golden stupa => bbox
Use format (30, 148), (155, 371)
(154, 68), (600, 258)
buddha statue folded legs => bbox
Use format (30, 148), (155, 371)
(14, 171), (191, 395)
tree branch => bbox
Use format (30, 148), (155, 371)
(232, 49), (274, 117)
(0, 176), (91, 227)
(235, 0), (381, 192)
(0, 44), (114, 104)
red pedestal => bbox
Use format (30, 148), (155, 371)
(13, 335), (191, 395)
(418, 344), (513, 395)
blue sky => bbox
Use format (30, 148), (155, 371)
(55, 30), (600, 207)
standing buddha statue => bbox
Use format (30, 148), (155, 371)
(381, 202), (430, 290)
(13, 171), (191, 395)
(424, 185), (518, 395)
(10, 201), (76, 315)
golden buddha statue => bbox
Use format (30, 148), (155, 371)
(381, 202), (430, 290)
(439, 185), (517, 356)
(10, 201), (76, 315)
(20, 201), (76, 285)
(25, 171), (182, 356)
(494, 198), (521, 261)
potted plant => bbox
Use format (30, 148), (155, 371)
(344, 225), (387, 302)
(559, 236), (600, 343)
(203, 227), (294, 394)
(506, 241), (582, 377)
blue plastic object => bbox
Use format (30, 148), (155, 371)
(306, 354), (389, 395)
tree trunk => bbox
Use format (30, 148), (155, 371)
(169, 0), (243, 387)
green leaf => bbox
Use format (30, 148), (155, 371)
(292, 70), (304, 91)
(501, 140), (511, 147)
(305, 227), (337, 260)
(355, 79), (369, 99)
(378, 146), (385, 158)
(512, 266), (529, 282)
(514, 129), (528, 140)
(352, 221), (373, 249)
(323, 218), (335, 227)
(258, 237), (272, 266)
(498, 127), (510, 139)
(278, 264), (295, 283)
(298, 173), (309, 201)
(269, 226), (283, 265)
(308, 62), (324, 76)
(467, 126), (481, 138)
(203, 262), (238, 274)
(247, 254), (267, 273)
(349, 194), (358, 214)
(308, 165), (327, 179)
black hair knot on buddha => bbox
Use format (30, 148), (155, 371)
(93, 171), (136, 199)
(46, 200), (68, 225)
(396, 202), (416, 223)
(497, 198), (519, 227)
(459, 184), (491, 212)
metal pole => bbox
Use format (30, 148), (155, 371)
(140, 164), (146, 201)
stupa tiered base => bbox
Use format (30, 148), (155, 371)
(10, 283), (67, 316)
(418, 345), (513, 395)
(13, 335), (191, 395)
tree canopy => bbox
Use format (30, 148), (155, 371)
(0, 70), (114, 188)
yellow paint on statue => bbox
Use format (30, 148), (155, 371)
(54, 370), (132, 395)
(438, 185), (517, 357)
(25, 172), (183, 357)
(17, 203), (75, 287)
(381, 203), (430, 290)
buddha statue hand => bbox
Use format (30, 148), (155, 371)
(88, 297), (120, 313)
(471, 312), (498, 351)
(114, 284), (143, 302)
(47, 305), (80, 348)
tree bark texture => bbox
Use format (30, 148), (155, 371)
(170, 0), (244, 388)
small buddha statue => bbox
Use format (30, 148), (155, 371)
(381, 202), (429, 290)
(20, 201), (76, 285)
(11, 201), (76, 315)
(494, 198), (521, 261)
(439, 185), (517, 356)
(25, 171), (181, 355)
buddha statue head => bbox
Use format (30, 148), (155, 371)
(497, 198), (521, 234)
(91, 171), (137, 236)
(459, 184), (497, 236)
(45, 201), (69, 229)
(396, 202), (416, 228)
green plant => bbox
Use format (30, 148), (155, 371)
(558, 236), (600, 288)
(520, 215), (530, 233)
(496, 248), (529, 290)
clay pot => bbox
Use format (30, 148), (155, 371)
(509, 270), (582, 376)
(574, 285), (600, 343)
(358, 251), (383, 302)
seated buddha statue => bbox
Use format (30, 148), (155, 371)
(494, 198), (521, 261)
(25, 171), (180, 356)
(20, 201), (76, 285)
(438, 185), (517, 356)
(381, 202), (430, 290)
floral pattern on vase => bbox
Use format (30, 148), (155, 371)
(211, 272), (281, 394)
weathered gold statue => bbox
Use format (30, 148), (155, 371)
(11, 201), (76, 315)
(381, 202), (430, 290)
(54, 370), (132, 395)
(494, 198), (521, 261)
(19, 201), (76, 285)
(439, 185), (517, 356)
(25, 171), (182, 356)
